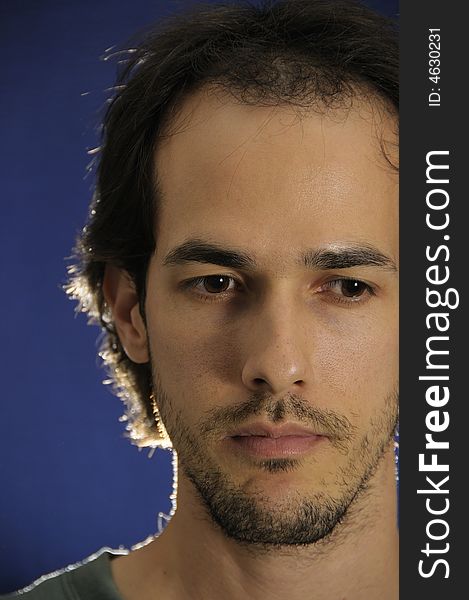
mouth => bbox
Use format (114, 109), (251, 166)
(223, 422), (327, 459)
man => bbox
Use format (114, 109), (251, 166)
(4, 0), (398, 598)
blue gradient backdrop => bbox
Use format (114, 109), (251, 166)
(0, 0), (398, 592)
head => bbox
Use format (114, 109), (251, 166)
(67, 0), (398, 547)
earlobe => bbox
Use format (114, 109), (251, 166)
(102, 265), (149, 364)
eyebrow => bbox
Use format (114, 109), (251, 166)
(302, 246), (397, 271)
(163, 239), (256, 270)
(163, 239), (397, 272)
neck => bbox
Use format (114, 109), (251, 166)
(112, 445), (398, 600)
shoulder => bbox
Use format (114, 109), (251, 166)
(1, 547), (129, 600)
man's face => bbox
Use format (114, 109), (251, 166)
(144, 89), (398, 546)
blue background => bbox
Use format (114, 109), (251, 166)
(0, 0), (398, 592)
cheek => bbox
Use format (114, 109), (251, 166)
(147, 301), (237, 410)
(314, 313), (398, 417)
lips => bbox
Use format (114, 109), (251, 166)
(224, 422), (326, 459)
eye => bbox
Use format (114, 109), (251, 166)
(198, 275), (234, 294)
(338, 279), (369, 298)
(318, 278), (375, 305)
(180, 274), (239, 301)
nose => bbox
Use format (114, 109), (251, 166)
(240, 297), (310, 396)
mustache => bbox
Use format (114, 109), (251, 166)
(199, 392), (355, 444)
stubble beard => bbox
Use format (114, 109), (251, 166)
(152, 369), (398, 550)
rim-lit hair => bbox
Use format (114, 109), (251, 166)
(66, 0), (398, 448)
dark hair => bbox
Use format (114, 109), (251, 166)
(66, 0), (398, 448)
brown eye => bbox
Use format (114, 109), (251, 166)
(317, 278), (374, 306)
(340, 279), (369, 297)
(202, 275), (232, 293)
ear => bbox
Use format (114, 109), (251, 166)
(102, 265), (149, 364)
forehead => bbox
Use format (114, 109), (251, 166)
(154, 88), (398, 266)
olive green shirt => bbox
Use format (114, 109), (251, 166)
(1, 548), (127, 599)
